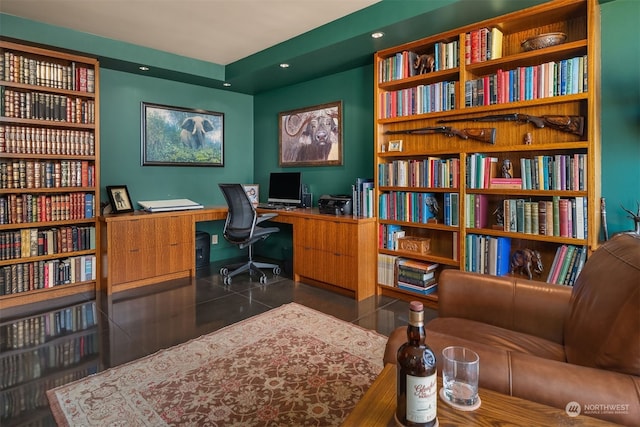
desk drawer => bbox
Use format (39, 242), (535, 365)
(295, 245), (356, 291)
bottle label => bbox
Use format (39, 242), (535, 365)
(406, 373), (437, 423)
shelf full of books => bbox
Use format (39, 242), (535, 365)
(374, 0), (600, 305)
(0, 40), (100, 310)
(0, 300), (100, 424)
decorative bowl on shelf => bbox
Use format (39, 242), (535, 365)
(521, 32), (567, 51)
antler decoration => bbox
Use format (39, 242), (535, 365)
(620, 201), (640, 234)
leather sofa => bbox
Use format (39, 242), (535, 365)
(384, 233), (640, 425)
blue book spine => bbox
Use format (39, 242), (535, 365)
(84, 194), (94, 218)
(496, 237), (512, 276)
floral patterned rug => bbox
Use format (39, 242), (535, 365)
(47, 303), (388, 426)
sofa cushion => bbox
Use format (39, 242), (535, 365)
(427, 317), (566, 362)
(564, 233), (640, 376)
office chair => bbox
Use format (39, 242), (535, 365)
(218, 183), (281, 285)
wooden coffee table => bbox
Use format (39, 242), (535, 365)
(342, 364), (617, 426)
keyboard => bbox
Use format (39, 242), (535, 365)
(257, 203), (279, 209)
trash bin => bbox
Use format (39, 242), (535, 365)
(195, 231), (210, 269)
(282, 246), (293, 275)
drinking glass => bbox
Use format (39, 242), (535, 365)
(442, 346), (479, 406)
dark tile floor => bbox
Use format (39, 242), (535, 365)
(1, 258), (437, 425)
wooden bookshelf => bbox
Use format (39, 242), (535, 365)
(0, 40), (100, 309)
(374, 0), (600, 305)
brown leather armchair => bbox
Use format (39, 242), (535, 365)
(384, 233), (640, 425)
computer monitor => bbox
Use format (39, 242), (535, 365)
(267, 172), (302, 206)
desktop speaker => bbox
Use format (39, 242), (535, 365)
(301, 192), (313, 208)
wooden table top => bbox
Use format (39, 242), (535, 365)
(341, 364), (617, 427)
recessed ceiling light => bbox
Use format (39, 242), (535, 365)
(371, 32), (385, 39)
(139, 66), (149, 71)
(223, 82), (231, 87)
(279, 63), (290, 68)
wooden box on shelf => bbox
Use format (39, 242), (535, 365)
(374, 0), (600, 306)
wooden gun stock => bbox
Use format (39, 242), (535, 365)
(384, 126), (496, 144)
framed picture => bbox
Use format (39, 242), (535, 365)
(106, 185), (134, 213)
(278, 101), (342, 167)
(243, 184), (259, 206)
(141, 102), (224, 166)
(388, 139), (403, 152)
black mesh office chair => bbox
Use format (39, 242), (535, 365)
(218, 183), (281, 285)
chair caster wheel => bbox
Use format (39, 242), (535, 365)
(223, 276), (232, 285)
(220, 267), (228, 275)
(259, 275), (267, 284)
(273, 267), (281, 275)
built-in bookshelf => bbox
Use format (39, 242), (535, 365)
(0, 40), (100, 310)
(374, 0), (600, 306)
(0, 300), (100, 424)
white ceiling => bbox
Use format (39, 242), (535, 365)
(1, 0), (380, 65)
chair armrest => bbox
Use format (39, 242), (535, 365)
(256, 213), (278, 223)
(438, 270), (572, 343)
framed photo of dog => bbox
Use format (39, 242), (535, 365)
(141, 102), (224, 167)
(278, 101), (342, 167)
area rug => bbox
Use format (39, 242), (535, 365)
(47, 302), (388, 426)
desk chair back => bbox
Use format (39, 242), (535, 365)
(219, 183), (257, 245)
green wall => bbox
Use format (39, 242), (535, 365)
(599, 0), (640, 234)
(99, 69), (255, 259)
(253, 65), (374, 199)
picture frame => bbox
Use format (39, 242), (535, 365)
(243, 184), (259, 206)
(388, 139), (403, 152)
(106, 185), (134, 214)
(141, 102), (224, 166)
(278, 101), (342, 167)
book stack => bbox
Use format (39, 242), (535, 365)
(377, 254), (398, 287)
(378, 157), (459, 189)
(465, 27), (503, 64)
(378, 191), (440, 224)
(546, 245), (587, 286)
(379, 81), (457, 118)
(396, 258), (439, 295)
(379, 224), (405, 250)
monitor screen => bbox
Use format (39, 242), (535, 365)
(267, 172), (302, 205)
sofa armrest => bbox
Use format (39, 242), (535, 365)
(438, 270), (572, 344)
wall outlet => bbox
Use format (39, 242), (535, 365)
(211, 234), (218, 245)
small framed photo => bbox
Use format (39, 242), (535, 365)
(388, 139), (403, 152)
(106, 185), (134, 214)
(243, 184), (259, 206)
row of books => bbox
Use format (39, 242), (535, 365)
(1, 88), (96, 124)
(377, 41), (460, 83)
(1, 332), (99, 390)
(0, 255), (97, 296)
(466, 153), (587, 192)
(0, 364), (99, 421)
(1, 50), (95, 92)
(465, 56), (588, 107)
(464, 234), (511, 276)
(352, 177), (374, 217)
(0, 302), (97, 351)
(0, 160), (96, 190)
(378, 157), (460, 189)
(378, 80), (456, 119)
(378, 191), (439, 224)
(0, 125), (96, 156)
(379, 224), (405, 250)
(546, 244), (587, 286)
(502, 197), (587, 239)
(0, 193), (95, 224)
(464, 27), (503, 64)
(0, 226), (96, 260)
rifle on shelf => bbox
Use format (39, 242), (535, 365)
(384, 126), (496, 144)
(437, 114), (584, 136)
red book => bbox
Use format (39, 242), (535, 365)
(474, 194), (489, 228)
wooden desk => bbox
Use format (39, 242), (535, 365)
(101, 206), (376, 300)
(260, 208), (377, 301)
(342, 364), (616, 426)
(100, 207), (226, 295)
